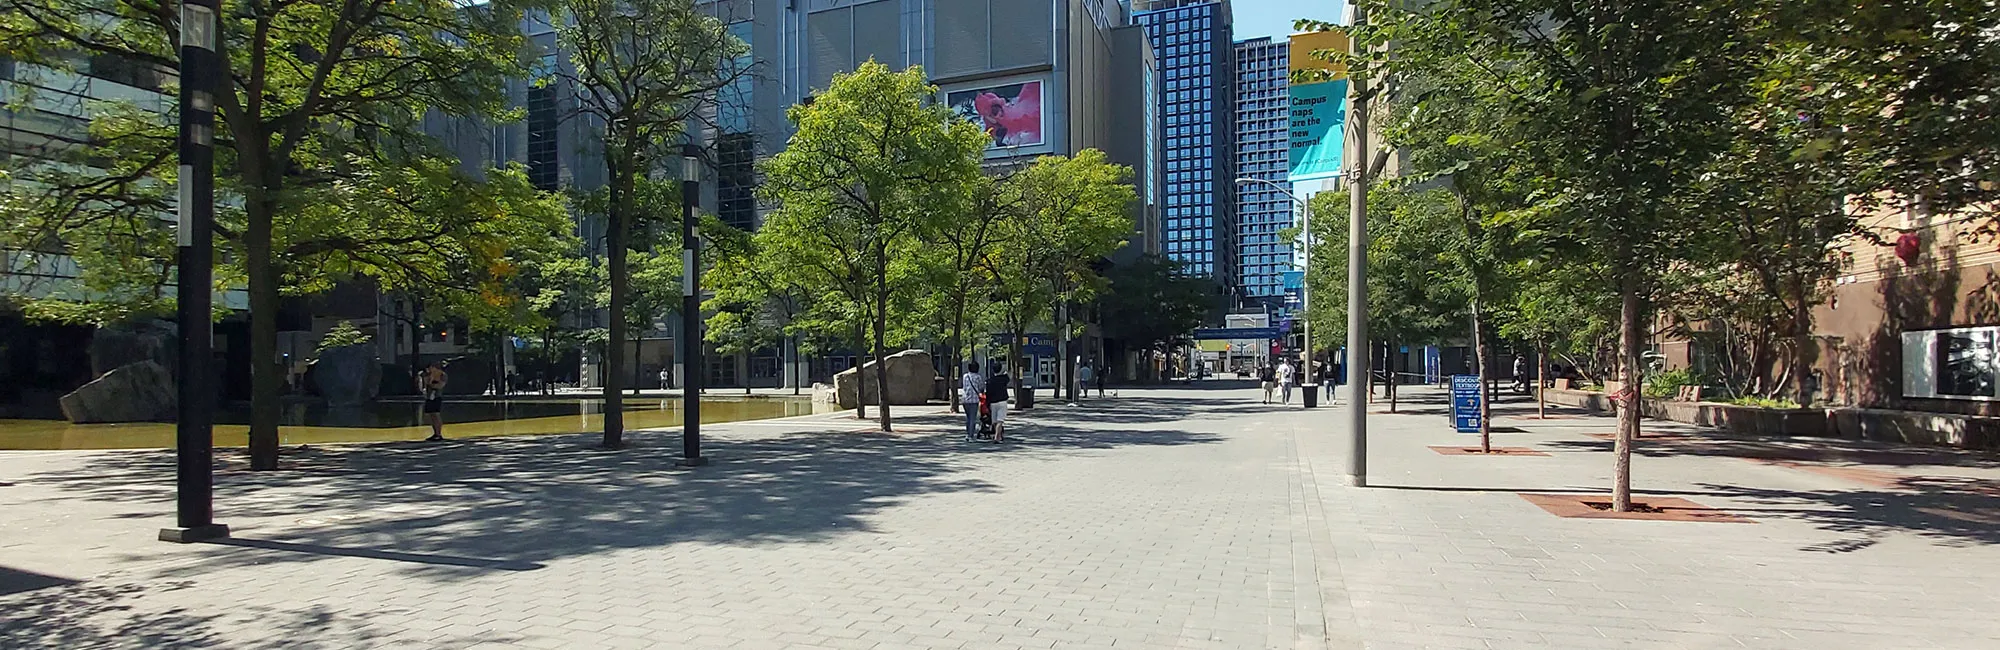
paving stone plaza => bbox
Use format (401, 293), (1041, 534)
(4, 385), (1998, 649)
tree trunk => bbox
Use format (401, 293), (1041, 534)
(1058, 298), (1072, 402)
(1537, 341), (1549, 420)
(409, 298), (424, 387)
(948, 298), (967, 413)
(854, 320), (867, 420)
(1469, 303), (1491, 454)
(873, 293), (892, 432)
(1613, 273), (1644, 512)
(245, 182), (281, 471)
(602, 170), (630, 449)
(1388, 341), (1400, 414)
(1008, 328), (1025, 406)
(1791, 277), (1813, 405)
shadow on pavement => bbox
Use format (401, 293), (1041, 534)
(1540, 433), (2000, 469)
(0, 566), (76, 597)
(1367, 484), (1732, 498)
(206, 538), (546, 571)
(1695, 481), (2000, 551)
(1013, 394), (1278, 425)
(5, 411), (1222, 646)
(0, 578), (489, 650)
(20, 412), (1221, 577)
(1537, 431), (2000, 548)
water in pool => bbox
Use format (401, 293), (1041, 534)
(0, 396), (834, 450)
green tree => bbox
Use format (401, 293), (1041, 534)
(705, 218), (816, 394)
(1099, 254), (1211, 381)
(1780, 0), (2000, 217)
(556, 0), (744, 447)
(918, 173), (1016, 409)
(1359, 0), (1757, 510)
(986, 150), (1134, 400)
(1, 0), (553, 469)
(1665, 39), (1872, 404)
(759, 61), (987, 430)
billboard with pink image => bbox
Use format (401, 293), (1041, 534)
(948, 80), (1045, 149)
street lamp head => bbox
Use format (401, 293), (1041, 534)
(681, 144), (701, 182)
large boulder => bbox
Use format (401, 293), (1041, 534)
(88, 320), (177, 377)
(829, 350), (940, 408)
(60, 361), (176, 423)
(309, 344), (382, 406)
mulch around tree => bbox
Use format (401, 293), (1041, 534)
(1517, 493), (1753, 523)
(1428, 446), (1550, 456)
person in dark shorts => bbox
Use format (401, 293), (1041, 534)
(985, 362), (1013, 443)
(419, 361), (448, 441)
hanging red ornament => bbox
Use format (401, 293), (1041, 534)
(1894, 232), (1921, 264)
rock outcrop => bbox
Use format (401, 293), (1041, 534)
(59, 361), (176, 423)
(828, 350), (940, 408)
(309, 344), (382, 406)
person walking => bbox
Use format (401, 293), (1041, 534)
(658, 366), (672, 391)
(1512, 355), (1529, 393)
(960, 362), (985, 442)
(986, 362), (1013, 443)
(1278, 359), (1297, 405)
(1258, 364), (1277, 404)
(1076, 364), (1095, 401)
(1094, 362), (1108, 398)
(418, 361), (448, 441)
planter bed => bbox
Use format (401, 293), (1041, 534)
(1536, 388), (1999, 452)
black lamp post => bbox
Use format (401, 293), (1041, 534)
(678, 145), (708, 467)
(161, 0), (230, 543)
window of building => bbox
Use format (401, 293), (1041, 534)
(1904, 328), (2000, 399)
(526, 54), (560, 191)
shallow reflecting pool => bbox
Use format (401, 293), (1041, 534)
(0, 396), (834, 450)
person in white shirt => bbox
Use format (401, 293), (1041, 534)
(1278, 360), (1297, 405)
(960, 362), (985, 441)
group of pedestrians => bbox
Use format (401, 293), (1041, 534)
(1256, 358), (1330, 406)
(958, 362), (1014, 443)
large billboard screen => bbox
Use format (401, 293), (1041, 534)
(948, 80), (1045, 149)
(1288, 79), (1347, 182)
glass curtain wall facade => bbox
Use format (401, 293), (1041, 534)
(1233, 37), (1290, 303)
(1133, 0), (1236, 295)
(716, 18), (758, 230)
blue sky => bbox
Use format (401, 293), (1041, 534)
(1231, 0), (1347, 41)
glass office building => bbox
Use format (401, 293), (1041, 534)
(1233, 36), (1291, 303)
(1133, 0), (1237, 294)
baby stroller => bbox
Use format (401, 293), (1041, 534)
(976, 393), (997, 440)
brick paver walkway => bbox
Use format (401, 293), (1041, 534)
(4, 385), (1998, 649)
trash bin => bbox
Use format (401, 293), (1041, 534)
(1302, 384), (1319, 409)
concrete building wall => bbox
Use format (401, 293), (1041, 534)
(1109, 25), (1165, 262)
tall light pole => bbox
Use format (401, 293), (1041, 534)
(161, 0), (230, 543)
(1344, 7), (1372, 487)
(678, 145), (708, 467)
(1234, 177), (1316, 407)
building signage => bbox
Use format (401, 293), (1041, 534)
(948, 80), (1045, 149)
(1193, 327), (1280, 340)
(1287, 79), (1347, 182)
